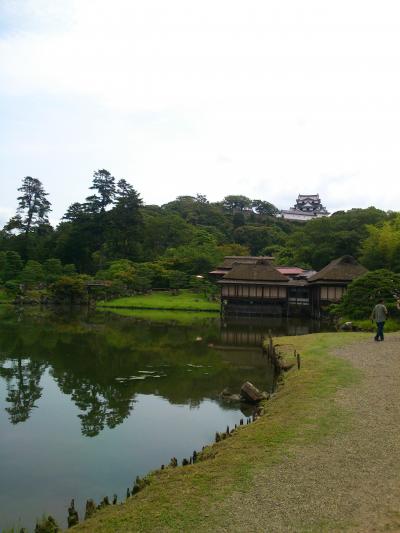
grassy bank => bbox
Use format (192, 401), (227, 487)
(97, 290), (220, 312)
(100, 306), (219, 325)
(72, 331), (367, 532)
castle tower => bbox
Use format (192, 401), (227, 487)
(280, 194), (329, 221)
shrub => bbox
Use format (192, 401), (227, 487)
(335, 269), (400, 319)
(50, 276), (87, 304)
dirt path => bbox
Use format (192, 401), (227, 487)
(210, 333), (400, 532)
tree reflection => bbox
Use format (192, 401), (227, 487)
(0, 358), (46, 424)
(55, 375), (135, 437)
(0, 307), (274, 436)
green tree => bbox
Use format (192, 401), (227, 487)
(62, 202), (89, 222)
(20, 260), (45, 288)
(0, 251), (6, 278)
(63, 263), (77, 276)
(10, 176), (51, 235)
(140, 209), (194, 260)
(360, 214), (400, 272)
(50, 276), (87, 304)
(232, 212), (246, 228)
(87, 169), (116, 212)
(217, 243), (250, 256)
(163, 229), (222, 275)
(43, 258), (64, 283)
(277, 207), (388, 270)
(335, 269), (400, 319)
(251, 199), (279, 216)
(106, 179), (143, 259)
(167, 270), (188, 289)
(1, 251), (23, 282)
(234, 225), (286, 255)
(222, 195), (252, 212)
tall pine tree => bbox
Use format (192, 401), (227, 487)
(7, 176), (51, 235)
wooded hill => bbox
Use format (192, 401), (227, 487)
(1, 170), (399, 294)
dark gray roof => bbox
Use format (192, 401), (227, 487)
(218, 256), (274, 269)
(221, 260), (289, 283)
(308, 256), (367, 283)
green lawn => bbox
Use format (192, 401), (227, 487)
(98, 290), (220, 312)
(72, 331), (367, 533)
(100, 307), (219, 325)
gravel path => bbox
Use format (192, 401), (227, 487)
(210, 333), (400, 532)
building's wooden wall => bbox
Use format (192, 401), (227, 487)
(221, 284), (287, 299)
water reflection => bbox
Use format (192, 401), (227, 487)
(0, 306), (334, 530)
(0, 308), (334, 434)
(0, 307), (280, 436)
(220, 316), (333, 347)
(0, 358), (46, 424)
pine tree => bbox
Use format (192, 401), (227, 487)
(13, 176), (51, 234)
(87, 169), (116, 212)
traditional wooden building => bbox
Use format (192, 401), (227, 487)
(216, 255), (367, 317)
(308, 255), (368, 317)
(219, 260), (290, 316)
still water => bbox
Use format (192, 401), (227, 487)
(0, 307), (331, 530)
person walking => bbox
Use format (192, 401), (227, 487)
(371, 299), (388, 341)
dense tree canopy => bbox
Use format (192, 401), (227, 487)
(1, 171), (400, 301)
(335, 270), (400, 319)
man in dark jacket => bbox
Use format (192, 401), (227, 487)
(371, 299), (388, 341)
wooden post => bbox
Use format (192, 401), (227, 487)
(67, 499), (79, 528)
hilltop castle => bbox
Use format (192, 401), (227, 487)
(280, 194), (330, 221)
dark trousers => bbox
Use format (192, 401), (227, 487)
(375, 321), (385, 340)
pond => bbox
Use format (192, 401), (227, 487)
(0, 307), (332, 530)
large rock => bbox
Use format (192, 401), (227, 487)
(220, 388), (241, 401)
(240, 381), (267, 403)
(340, 321), (353, 331)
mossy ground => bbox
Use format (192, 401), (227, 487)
(72, 332), (367, 533)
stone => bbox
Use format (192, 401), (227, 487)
(279, 358), (295, 371)
(340, 321), (353, 331)
(240, 381), (266, 403)
(220, 388), (241, 401)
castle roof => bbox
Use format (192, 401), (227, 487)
(298, 194), (320, 200)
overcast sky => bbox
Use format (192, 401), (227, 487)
(1, 0), (400, 226)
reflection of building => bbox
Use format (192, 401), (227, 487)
(215, 255), (366, 318)
(218, 317), (317, 347)
(280, 194), (330, 221)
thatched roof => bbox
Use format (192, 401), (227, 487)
(308, 256), (367, 283)
(219, 256), (274, 269)
(221, 260), (289, 283)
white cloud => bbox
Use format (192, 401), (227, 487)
(1, 0), (400, 220)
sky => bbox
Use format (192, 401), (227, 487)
(1, 0), (400, 226)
